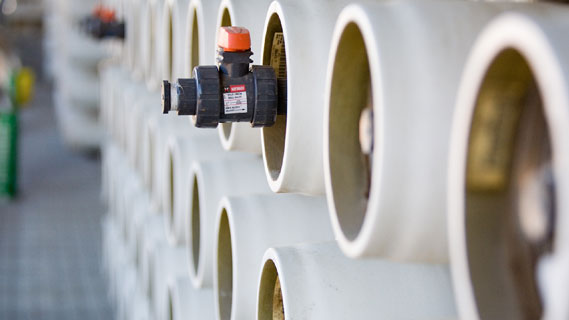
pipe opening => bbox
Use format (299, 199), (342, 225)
(190, 176), (200, 274)
(167, 9), (173, 80)
(147, 256), (154, 300)
(258, 259), (285, 320)
(262, 13), (287, 181)
(217, 209), (233, 320)
(135, 232), (142, 268)
(465, 49), (553, 320)
(327, 23), (372, 241)
(190, 9), (199, 71)
(220, 8), (233, 140)
(167, 288), (174, 320)
(147, 6), (155, 79)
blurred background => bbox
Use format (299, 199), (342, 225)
(0, 0), (113, 318)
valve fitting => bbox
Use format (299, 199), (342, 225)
(162, 26), (286, 128)
(81, 6), (125, 40)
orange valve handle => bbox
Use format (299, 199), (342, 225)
(217, 26), (251, 52)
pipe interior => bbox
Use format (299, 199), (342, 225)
(327, 23), (372, 241)
(190, 176), (200, 274)
(190, 9), (199, 72)
(147, 6), (154, 79)
(219, 8), (233, 140)
(135, 232), (142, 268)
(168, 288), (174, 320)
(167, 9), (173, 80)
(257, 259), (284, 320)
(217, 209), (233, 320)
(147, 256), (154, 301)
(262, 13), (287, 181)
(465, 48), (553, 320)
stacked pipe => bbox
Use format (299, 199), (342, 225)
(98, 0), (569, 319)
(43, 0), (109, 150)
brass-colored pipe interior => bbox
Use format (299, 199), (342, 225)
(465, 48), (553, 320)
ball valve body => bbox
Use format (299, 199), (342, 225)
(162, 26), (285, 128)
(81, 6), (126, 40)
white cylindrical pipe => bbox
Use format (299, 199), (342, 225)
(161, 133), (231, 244)
(323, 1), (517, 262)
(187, 157), (270, 288)
(130, 0), (146, 81)
(125, 80), (154, 169)
(214, 194), (333, 320)
(159, 0), (174, 82)
(101, 215), (117, 284)
(185, 0), (221, 73)
(171, 0), (190, 81)
(109, 149), (132, 221)
(127, 285), (151, 320)
(213, 0), (272, 154)
(101, 141), (121, 204)
(141, 0), (161, 91)
(149, 245), (188, 320)
(102, 64), (128, 140)
(123, 186), (151, 257)
(117, 263), (139, 320)
(259, 0), (354, 194)
(142, 113), (207, 213)
(166, 276), (215, 320)
(448, 9), (569, 320)
(117, 167), (145, 250)
(124, 0), (138, 74)
(120, 77), (148, 151)
(140, 214), (167, 295)
(257, 242), (457, 320)
(98, 60), (120, 133)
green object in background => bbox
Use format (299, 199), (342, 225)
(0, 109), (17, 198)
(0, 67), (34, 199)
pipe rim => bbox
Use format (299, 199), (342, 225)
(187, 163), (205, 286)
(143, 119), (156, 192)
(163, 138), (178, 242)
(215, 1), (241, 150)
(142, 0), (158, 89)
(448, 12), (569, 320)
(214, 198), (237, 320)
(260, 1), (290, 192)
(186, 3), (200, 75)
(323, 4), (384, 257)
(167, 282), (175, 320)
(160, 0), (174, 82)
(257, 249), (288, 320)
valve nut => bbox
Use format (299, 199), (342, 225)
(194, 66), (221, 128)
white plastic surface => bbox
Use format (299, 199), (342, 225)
(257, 242), (457, 320)
(214, 195), (333, 320)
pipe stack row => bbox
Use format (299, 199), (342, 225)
(98, 0), (569, 319)
(43, 0), (109, 150)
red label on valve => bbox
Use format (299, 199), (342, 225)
(230, 85), (246, 92)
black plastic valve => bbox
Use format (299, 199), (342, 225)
(81, 8), (125, 40)
(162, 27), (286, 128)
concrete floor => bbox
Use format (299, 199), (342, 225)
(0, 82), (113, 319)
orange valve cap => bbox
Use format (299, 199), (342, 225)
(217, 27), (251, 52)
